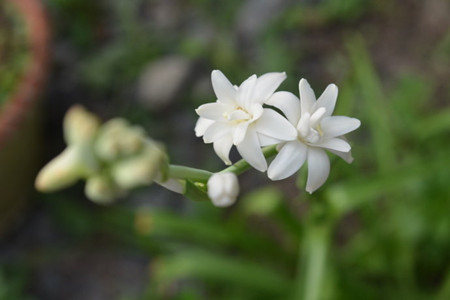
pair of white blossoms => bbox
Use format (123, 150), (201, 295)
(196, 70), (360, 203)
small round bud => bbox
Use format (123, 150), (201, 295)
(85, 174), (121, 204)
(111, 141), (167, 190)
(95, 119), (146, 161)
(207, 172), (239, 207)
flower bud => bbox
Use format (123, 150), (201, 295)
(35, 145), (98, 192)
(63, 105), (100, 145)
(85, 174), (122, 204)
(207, 172), (239, 207)
(111, 141), (167, 190)
(95, 119), (146, 161)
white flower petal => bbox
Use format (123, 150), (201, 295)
(254, 109), (297, 141)
(313, 83), (338, 116)
(195, 102), (230, 120)
(321, 116), (361, 138)
(195, 117), (214, 137)
(314, 138), (351, 152)
(232, 121), (250, 145)
(237, 75), (257, 108)
(203, 122), (231, 143)
(252, 72), (287, 104)
(299, 78), (316, 113)
(268, 140), (307, 180)
(306, 148), (330, 193)
(251, 102), (264, 118)
(266, 91), (301, 125)
(211, 70), (237, 105)
(258, 133), (281, 147)
(310, 107), (326, 128)
(328, 149), (354, 163)
(236, 128), (267, 172)
(213, 135), (233, 165)
(297, 112), (310, 137)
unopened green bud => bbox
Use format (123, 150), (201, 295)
(111, 141), (167, 190)
(95, 119), (146, 161)
(85, 174), (122, 204)
(35, 145), (98, 192)
(63, 105), (101, 145)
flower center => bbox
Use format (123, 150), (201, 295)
(223, 106), (252, 124)
(297, 107), (326, 145)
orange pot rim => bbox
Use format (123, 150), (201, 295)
(0, 0), (50, 146)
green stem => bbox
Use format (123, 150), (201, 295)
(220, 145), (278, 175)
(295, 198), (333, 300)
(168, 145), (278, 182)
(296, 224), (330, 300)
(168, 165), (213, 182)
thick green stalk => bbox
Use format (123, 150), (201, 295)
(168, 165), (212, 182)
(168, 145), (278, 182)
(220, 145), (278, 175)
(295, 197), (333, 300)
(296, 223), (331, 300)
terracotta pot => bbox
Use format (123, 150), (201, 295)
(0, 0), (50, 237)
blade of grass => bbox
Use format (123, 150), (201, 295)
(154, 249), (292, 296)
(347, 36), (397, 173)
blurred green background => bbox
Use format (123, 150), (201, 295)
(1, 0), (450, 299)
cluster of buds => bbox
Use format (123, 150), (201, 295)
(35, 106), (167, 204)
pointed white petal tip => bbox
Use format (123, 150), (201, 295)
(299, 78), (310, 88)
(329, 83), (338, 90)
(278, 71), (287, 79)
(267, 169), (287, 181)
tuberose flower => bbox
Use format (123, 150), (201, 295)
(267, 79), (361, 193)
(195, 70), (297, 172)
(207, 172), (240, 207)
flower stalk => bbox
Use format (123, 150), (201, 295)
(295, 198), (333, 300)
(167, 145), (278, 184)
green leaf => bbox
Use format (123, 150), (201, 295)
(346, 36), (397, 173)
(184, 180), (210, 202)
(154, 250), (292, 296)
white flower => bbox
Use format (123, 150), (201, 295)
(195, 70), (297, 172)
(267, 79), (361, 193)
(207, 172), (240, 207)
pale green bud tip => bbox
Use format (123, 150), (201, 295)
(85, 175), (121, 204)
(36, 145), (99, 192)
(207, 172), (239, 207)
(111, 142), (167, 190)
(63, 105), (101, 145)
(35, 147), (82, 192)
